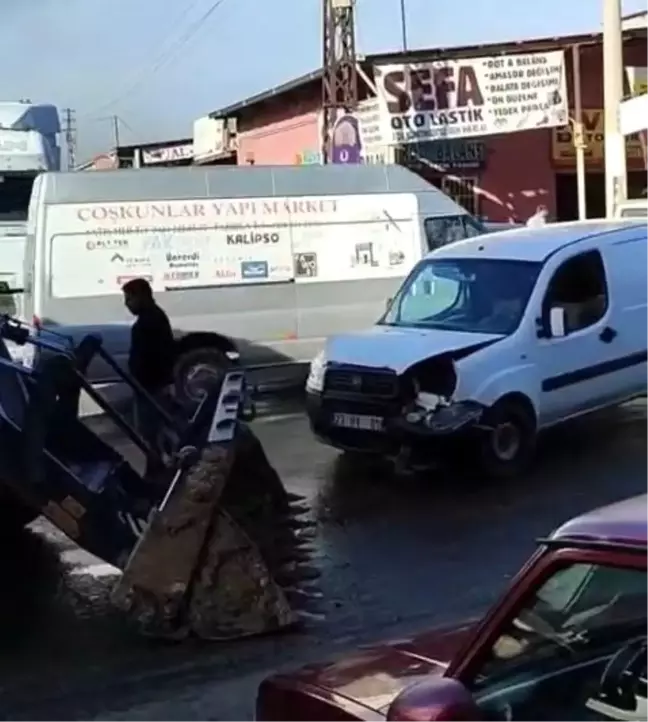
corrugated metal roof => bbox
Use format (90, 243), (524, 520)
(210, 69), (323, 120)
(40, 163), (452, 204)
(622, 10), (647, 30)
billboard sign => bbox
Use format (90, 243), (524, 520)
(373, 49), (568, 145)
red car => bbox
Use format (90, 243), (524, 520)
(257, 495), (647, 721)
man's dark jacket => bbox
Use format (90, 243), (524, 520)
(129, 302), (175, 391)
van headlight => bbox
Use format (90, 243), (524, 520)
(306, 351), (327, 393)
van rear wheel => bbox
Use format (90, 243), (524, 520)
(477, 399), (536, 480)
(173, 347), (231, 409)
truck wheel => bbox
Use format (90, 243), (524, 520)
(0, 487), (37, 534)
(173, 347), (231, 409)
(477, 399), (537, 480)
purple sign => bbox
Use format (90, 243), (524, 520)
(330, 114), (362, 164)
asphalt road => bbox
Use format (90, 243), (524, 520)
(0, 399), (645, 720)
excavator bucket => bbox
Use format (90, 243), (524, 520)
(111, 372), (320, 640)
(0, 315), (320, 642)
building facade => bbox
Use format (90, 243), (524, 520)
(210, 27), (646, 222)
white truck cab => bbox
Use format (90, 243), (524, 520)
(305, 220), (647, 479)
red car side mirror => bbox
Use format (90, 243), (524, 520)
(386, 677), (482, 721)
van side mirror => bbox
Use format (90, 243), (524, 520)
(549, 307), (566, 338)
(537, 307), (567, 339)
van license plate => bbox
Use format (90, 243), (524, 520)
(332, 413), (384, 431)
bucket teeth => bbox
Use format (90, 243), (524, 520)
(292, 541), (316, 555)
(265, 529), (315, 557)
(295, 528), (317, 542)
(286, 492), (307, 504)
(276, 564), (321, 586)
(284, 588), (323, 612)
(288, 580), (321, 594)
(289, 501), (311, 515)
(285, 586), (323, 601)
(296, 610), (326, 623)
(266, 548), (312, 567)
(285, 518), (317, 532)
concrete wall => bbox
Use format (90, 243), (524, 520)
(237, 95), (320, 166)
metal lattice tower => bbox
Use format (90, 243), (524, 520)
(321, 0), (358, 163)
(63, 108), (77, 170)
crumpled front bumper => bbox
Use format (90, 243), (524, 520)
(306, 391), (486, 466)
(394, 400), (485, 436)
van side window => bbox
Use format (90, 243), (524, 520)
(543, 250), (608, 334)
(424, 215), (483, 250)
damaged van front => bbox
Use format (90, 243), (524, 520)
(306, 250), (543, 479)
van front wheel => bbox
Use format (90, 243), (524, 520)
(476, 399), (536, 480)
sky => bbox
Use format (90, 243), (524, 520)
(1, 0), (645, 161)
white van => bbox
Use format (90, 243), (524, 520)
(23, 164), (487, 403)
(616, 198), (647, 218)
(305, 220), (647, 478)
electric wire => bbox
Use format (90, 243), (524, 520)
(84, 0), (231, 118)
(81, 0), (205, 118)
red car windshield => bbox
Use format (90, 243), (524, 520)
(468, 561), (646, 721)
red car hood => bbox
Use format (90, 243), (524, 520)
(269, 621), (475, 717)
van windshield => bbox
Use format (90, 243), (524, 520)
(0, 175), (33, 221)
(380, 257), (542, 335)
(424, 214), (485, 250)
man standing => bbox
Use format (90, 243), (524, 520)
(122, 278), (176, 457)
(526, 204), (549, 228)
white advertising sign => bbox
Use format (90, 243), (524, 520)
(621, 66), (647, 140)
(192, 116), (227, 163)
(620, 93), (648, 135)
(291, 193), (418, 283)
(141, 143), (193, 165)
(373, 50), (568, 145)
(46, 194), (419, 298)
(355, 98), (396, 164)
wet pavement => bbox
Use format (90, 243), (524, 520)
(0, 399), (645, 720)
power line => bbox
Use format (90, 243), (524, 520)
(85, 0), (231, 118)
(81, 0), (205, 119)
(94, 114), (137, 147)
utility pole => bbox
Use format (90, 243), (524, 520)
(112, 114), (121, 149)
(399, 0), (408, 51)
(62, 107), (77, 170)
(602, 0), (627, 217)
(321, 0), (359, 163)
(571, 46), (587, 220)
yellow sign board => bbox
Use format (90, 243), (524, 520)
(552, 109), (645, 166)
